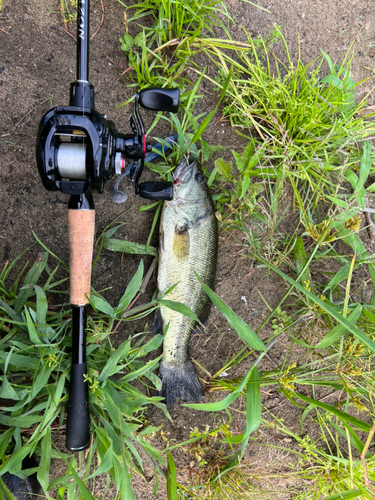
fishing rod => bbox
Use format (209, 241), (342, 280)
(36, 0), (179, 452)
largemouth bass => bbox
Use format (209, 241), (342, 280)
(154, 159), (218, 408)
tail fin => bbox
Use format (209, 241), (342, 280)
(158, 360), (204, 408)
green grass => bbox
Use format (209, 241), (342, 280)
(0, 247), (172, 499)
(124, 0), (232, 40)
(211, 27), (375, 213)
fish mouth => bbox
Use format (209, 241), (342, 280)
(173, 160), (193, 186)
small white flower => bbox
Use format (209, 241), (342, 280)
(241, 296), (248, 305)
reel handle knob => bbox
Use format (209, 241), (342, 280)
(138, 181), (173, 201)
(139, 88), (179, 113)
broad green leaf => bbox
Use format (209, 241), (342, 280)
(166, 453), (177, 500)
(33, 285), (48, 328)
(90, 295), (114, 317)
(321, 50), (336, 75)
(240, 366), (261, 457)
(195, 273), (265, 352)
(316, 304), (362, 349)
(34, 397), (60, 441)
(143, 371), (162, 391)
(31, 364), (55, 400)
(322, 490), (362, 500)
(57, 451), (96, 500)
(25, 307), (40, 344)
(115, 260), (144, 316)
(293, 235), (311, 290)
(240, 174), (251, 199)
(0, 444), (33, 475)
(104, 224), (124, 239)
(344, 169), (358, 190)
(57, 487), (66, 500)
(355, 140), (372, 195)
(214, 158), (232, 179)
(121, 463), (136, 500)
(100, 396), (138, 436)
(136, 436), (167, 467)
(48, 473), (75, 490)
(135, 334), (163, 356)
(0, 376), (19, 400)
(185, 364), (253, 411)
(244, 151), (265, 173)
(53, 375), (66, 406)
(88, 445), (113, 479)
(98, 340), (131, 382)
(152, 468), (159, 495)
(0, 351), (38, 370)
(139, 425), (162, 436)
(292, 392), (371, 432)
(104, 383), (133, 418)
(325, 195), (348, 209)
(156, 300), (200, 324)
(232, 150), (245, 172)
(37, 427), (51, 492)
(335, 224), (375, 285)
(330, 421), (370, 459)
(119, 356), (162, 383)
(0, 299), (24, 329)
(200, 142), (226, 163)
(124, 437), (144, 471)
(138, 200), (161, 212)
(322, 264), (351, 293)
(120, 33), (133, 52)
(133, 31), (145, 47)
(14, 252), (48, 313)
(0, 414), (42, 428)
(104, 237), (157, 256)
(0, 428), (14, 460)
(321, 75), (343, 89)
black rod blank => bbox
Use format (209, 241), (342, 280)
(76, 0), (90, 82)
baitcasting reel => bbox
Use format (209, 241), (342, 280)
(36, 83), (179, 201)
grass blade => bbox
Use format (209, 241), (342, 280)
(195, 272), (266, 352)
(156, 299), (200, 323)
(254, 254), (375, 352)
(115, 260), (144, 316)
(240, 366), (261, 457)
(316, 304), (362, 349)
(293, 392), (371, 432)
(166, 452), (177, 500)
(104, 237), (157, 256)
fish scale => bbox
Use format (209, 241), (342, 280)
(154, 159), (218, 408)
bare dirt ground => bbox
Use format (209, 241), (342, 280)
(1, 0), (375, 498)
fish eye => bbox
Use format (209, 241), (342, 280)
(195, 173), (204, 183)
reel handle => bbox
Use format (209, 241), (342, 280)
(138, 181), (173, 201)
(139, 88), (179, 113)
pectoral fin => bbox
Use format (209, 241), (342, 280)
(153, 308), (163, 334)
(173, 224), (189, 260)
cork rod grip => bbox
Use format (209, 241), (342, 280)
(68, 209), (95, 306)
